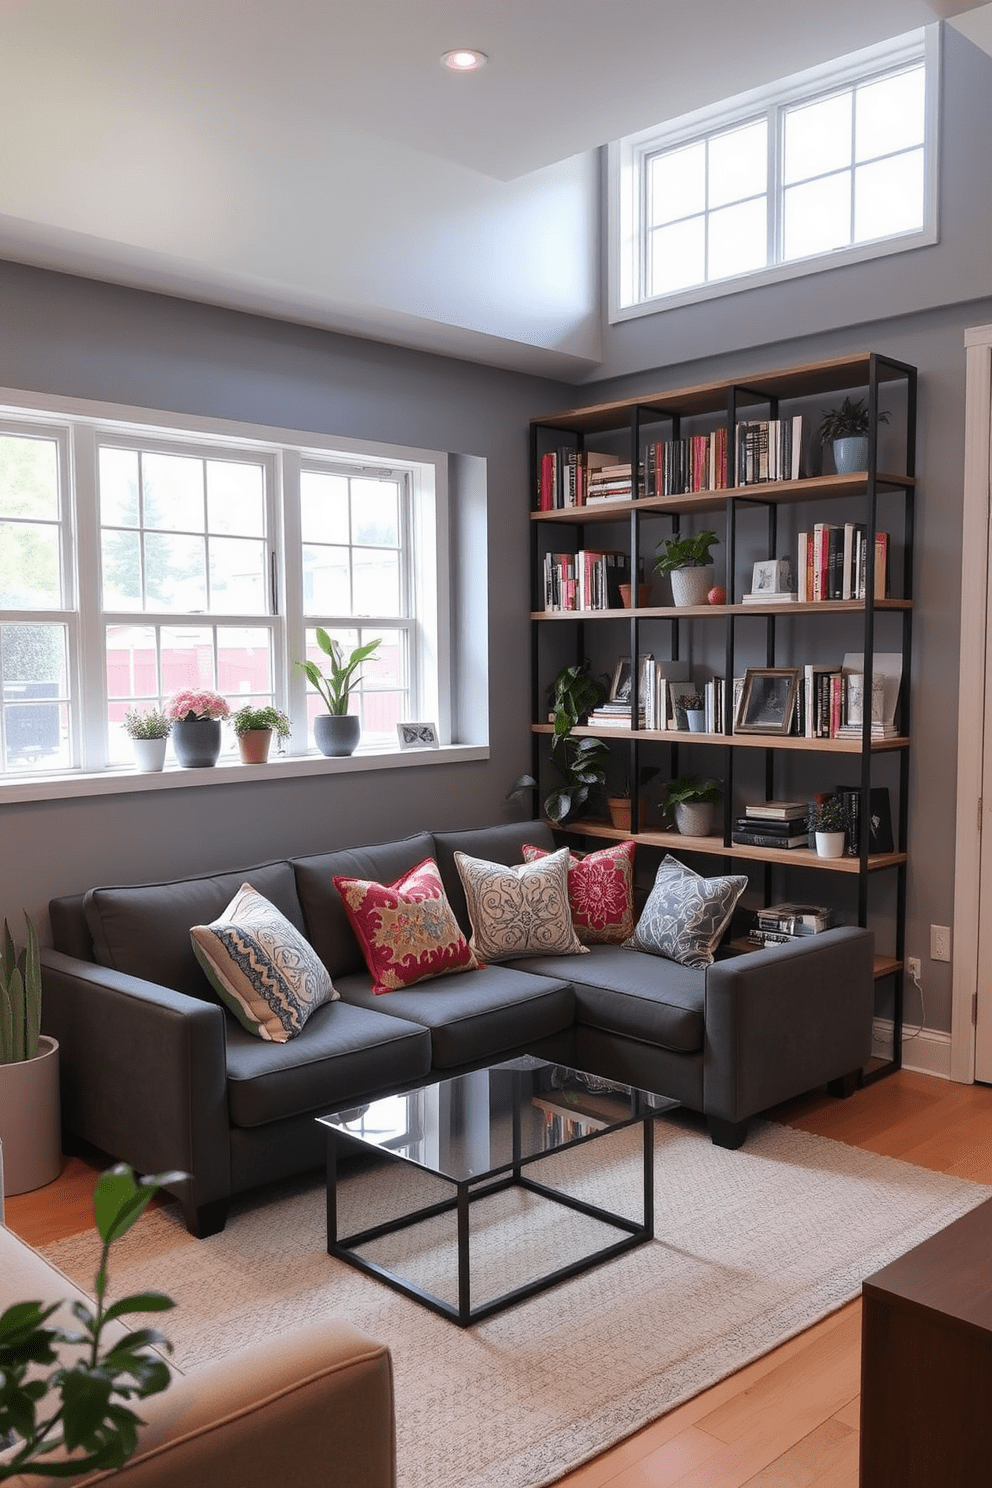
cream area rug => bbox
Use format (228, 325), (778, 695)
(43, 1114), (990, 1488)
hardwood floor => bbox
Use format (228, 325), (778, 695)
(6, 1070), (992, 1486)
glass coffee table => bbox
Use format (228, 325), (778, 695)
(317, 1057), (676, 1327)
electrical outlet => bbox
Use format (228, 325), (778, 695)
(908, 956), (921, 981)
(930, 925), (951, 962)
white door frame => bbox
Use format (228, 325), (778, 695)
(951, 324), (992, 1082)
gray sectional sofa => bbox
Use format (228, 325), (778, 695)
(41, 821), (875, 1236)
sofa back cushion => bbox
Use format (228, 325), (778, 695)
(83, 861), (305, 1000)
(291, 833), (436, 978)
(432, 821), (556, 936)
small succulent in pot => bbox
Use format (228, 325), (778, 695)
(231, 704), (291, 739)
(122, 707), (171, 740)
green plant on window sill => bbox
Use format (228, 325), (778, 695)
(122, 708), (171, 742)
(297, 629), (382, 715)
(0, 1164), (185, 1482)
(230, 704), (292, 739)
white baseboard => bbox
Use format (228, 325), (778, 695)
(872, 1017), (952, 1079)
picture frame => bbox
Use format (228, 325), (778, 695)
(734, 668), (800, 735)
(397, 721), (439, 749)
(609, 657), (633, 704)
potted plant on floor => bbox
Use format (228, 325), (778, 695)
(654, 530), (720, 608)
(510, 661), (610, 826)
(122, 707), (172, 773)
(231, 704), (291, 764)
(165, 689), (231, 768)
(298, 630), (382, 757)
(817, 396), (889, 475)
(811, 794), (847, 857)
(661, 775), (723, 836)
(0, 915), (61, 1196)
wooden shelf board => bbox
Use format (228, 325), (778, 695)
(563, 819), (906, 872)
(532, 723), (910, 754)
(531, 470), (913, 521)
(532, 598), (910, 620)
(531, 353), (913, 433)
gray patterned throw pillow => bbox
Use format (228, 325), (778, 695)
(454, 847), (589, 961)
(626, 854), (747, 968)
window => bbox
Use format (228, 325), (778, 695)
(613, 28), (938, 317)
(0, 394), (456, 784)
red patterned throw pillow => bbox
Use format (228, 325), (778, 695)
(333, 857), (480, 994)
(521, 840), (636, 944)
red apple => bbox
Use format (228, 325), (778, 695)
(707, 585), (726, 606)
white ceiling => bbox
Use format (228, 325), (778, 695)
(0, 1), (989, 379)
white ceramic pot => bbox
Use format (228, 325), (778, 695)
(815, 830), (847, 858)
(674, 801), (715, 836)
(670, 564), (715, 608)
(132, 736), (168, 772)
(0, 1035), (62, 1195)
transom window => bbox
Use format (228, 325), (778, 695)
(613, 27), (937, 316)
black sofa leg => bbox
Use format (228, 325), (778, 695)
(180, 1199), (229, 1238)
(827, 1069), (863, 1099)
(707, 1116), (749, 1150)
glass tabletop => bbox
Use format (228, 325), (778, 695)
(317, 1056), (677, 1184)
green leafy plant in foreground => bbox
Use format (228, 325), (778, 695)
(509, 661), (610, 825)
(0, 1165), (183, 1480)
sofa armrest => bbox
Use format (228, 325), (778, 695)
(703, 926), (875, 1124)
(40, 950), (230, 1218)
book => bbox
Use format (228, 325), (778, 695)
(757, 902), (836, 934)
(835, 786), (894, 855)
(746, 927), (801, 947)
(745, 800), (809, 819)
(735, 815), (807, 835)
(732, 829), (810, 850)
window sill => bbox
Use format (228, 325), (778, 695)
(0, 744), (489, 805)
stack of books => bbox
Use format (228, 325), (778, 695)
(732, 800), (810, 851)
(536, 449), (621, 510)
(586, 462), (636, 503)
(747, 901), (837, 947)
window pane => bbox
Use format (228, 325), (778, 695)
(782, 172), (852, 260)
(351, 480), (399, 546)
(353, 548), (399, 615)
(301, 471), (349, 543)
(362, 691), (405, 738)
(102, 529), (143, 611)
(855, 149), (924, 241)
(649, 140), (705, 226)
(0, 521), (62, 608)
(649, 216), (706, 295)
(365, 630), (404, 688)
(1, 623), (69, 772)
(783, 91), (852, 185)
(856, 67), (925, 162)
(206, 460), (265, 537)
(0, 435), (58, 520)
(304, 544), (350, 613)
(99, 447), (139, 527)
(208, 536), (267, 613)
(708, 119), (766, 209)
(145, 533), (207, 611)
(161, 627), (215, 694)
(106, 625), (158, 699)
(218, 626), (271, 699)
(708, 197), (768, 280)
(142, 453), (205, 532)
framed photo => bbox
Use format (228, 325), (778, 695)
(735, 668), (800, 735)
(609, 657), (633, 704)
(397, 721), (439, 749)
(750, 557), (794, 595)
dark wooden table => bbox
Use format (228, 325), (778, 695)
(860, 1196), (992, 1485)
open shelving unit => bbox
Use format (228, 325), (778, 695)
(528, 351), (916, 1080)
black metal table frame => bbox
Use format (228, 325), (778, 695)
(324, 1094), (655, 1327)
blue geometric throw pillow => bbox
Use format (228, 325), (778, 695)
(625, 854), (747, 968)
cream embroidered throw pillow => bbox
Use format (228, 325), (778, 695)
(454, 847), (588, 961)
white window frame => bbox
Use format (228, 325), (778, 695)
(610, 26), (940, 322)
(0, 387), (478, 804)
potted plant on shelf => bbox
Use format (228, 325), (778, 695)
(817, 396), (889, 475)
(165, 689), (230, 768)
(681, 691), (706, 732)
(510, 661), (610, 826)
(811, 794), (848, 857)
(122, 707), (171, 773)
(661, 775), (723, 837)
(231, 704), (291, 765)
(0, 915), (60, 1196)
(654, 529), (720, 608)
(0, 1163), (180, 1481)
(298, 629), (382, 757)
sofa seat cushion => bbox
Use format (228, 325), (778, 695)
(504, 945), (705, 1054)
(333, 963), (575, 1069)
(225, 999), (432, 1127)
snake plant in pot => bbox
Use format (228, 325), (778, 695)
(0, 915), (61, 1196)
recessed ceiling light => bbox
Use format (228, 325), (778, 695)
(441, 48), (487, 72)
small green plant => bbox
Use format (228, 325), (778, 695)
(810, 794), (847, 832)
(654, 530), (719, 577)
(231, 704), (291, 739)
(817, 397), (890, 444)
(661, 775), (723, 814)
(298, 630), (382, 715)
(0, 915), (41, 1066)
(0, 1164), (184, 1481)
(122, 708), (171, 741)
(509, 661), (611, 825)
(681, 692), (705, 712)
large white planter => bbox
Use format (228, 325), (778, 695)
(0, 1034), (62, 1195)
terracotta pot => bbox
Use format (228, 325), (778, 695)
(619, 583), (653, 609)
(607, 797), (649, 832)
(238, 728), (273, 764)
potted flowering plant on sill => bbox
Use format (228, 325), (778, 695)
(122, 707), (172, 773)
(165, 689), (230, 769)
(231, 704), (291, 765)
